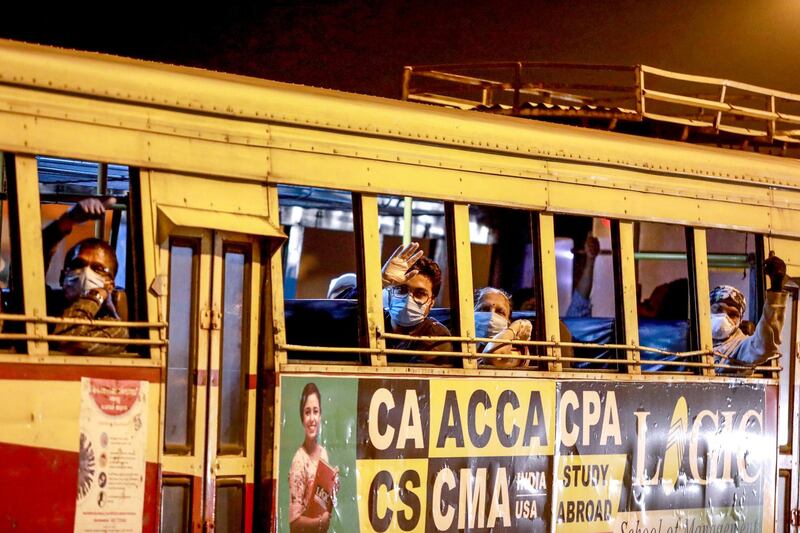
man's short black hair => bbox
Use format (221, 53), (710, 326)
(408, 256), (442, 299)
(65, 238), (119, 277)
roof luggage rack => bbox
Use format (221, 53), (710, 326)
(402, 61), (800, 157)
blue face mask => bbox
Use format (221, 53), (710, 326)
(388, 293), (427, 327)
(474, 311), (510, 338)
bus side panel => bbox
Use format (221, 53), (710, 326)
(0, 364), (161, 532)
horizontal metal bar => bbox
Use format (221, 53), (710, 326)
(641, 65), (800, 103)
(278, 343), (779, 375)
(380, 331), (708, 359)
(38, 193), (129, 206)
(0, 313), (167, 328)
(408, 62), (636, 73)
(0, 333), (166, 346)
(635, 252), (750, 268)
(415, 70), (505, 88)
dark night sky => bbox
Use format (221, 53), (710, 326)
(1, 0), (799, 99)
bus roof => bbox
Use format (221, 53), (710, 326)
(3, 38), (800, 191)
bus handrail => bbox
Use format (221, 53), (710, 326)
(279, 337), (780, 374)
(0, 333), (165, 346)
(0, 313), (167, 329)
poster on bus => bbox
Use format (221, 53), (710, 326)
(276, 375), (775, 533)
(555, 381), (775, 533)
(277, 376), (556, 532)
(74, 378), (148, 533)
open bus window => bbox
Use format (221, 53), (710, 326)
(378, 195), (453, 365)
(554, 215), (619, 369)
(38, 156), (142, 356)
(706, 229), (786, 372)
(278, 185), (360, 359)
(469, 205), (541, 369)
(706, 229), (758, 323)
(635, 222), (691, 371)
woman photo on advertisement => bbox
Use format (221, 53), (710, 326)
(289, 382), (338, 533)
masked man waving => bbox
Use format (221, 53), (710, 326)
(381, 243), (453, 363)
(711, 253), (787, 369)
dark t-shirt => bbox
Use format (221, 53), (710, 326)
(384, 312), (453, 364)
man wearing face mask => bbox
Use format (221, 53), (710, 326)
(711, 253), (787, 368)
(381, 243), (453, 362)
(43, 198), (128, 355)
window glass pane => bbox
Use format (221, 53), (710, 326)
(219, 247), (249, 453)
(160, 479), (191, 533)
(216, 480), (244, 532)
(555, 215), (619, 369)
(469, 205), (539, 369)
(165, 242), (197, 452)
(279, 185), (359, 359)
(635, 222), (691, 372)
(380, 196), (452, 365)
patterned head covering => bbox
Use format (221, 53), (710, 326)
(709, 285), (746, 315)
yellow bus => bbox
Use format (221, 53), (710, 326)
(0, 39), (797, 532)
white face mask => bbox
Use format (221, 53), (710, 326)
(487, 312), (510, 337)
(388, 293), (427, 327)
(63, 266), (107, 295)
(711, 312), (738, 341)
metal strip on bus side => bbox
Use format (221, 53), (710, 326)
(10, 154), (48, 356)
(353, 193), (387, 367)
(537, 213), (562, 371)
(615, 221), (641, 373)
(687, 228), (715, 376)
(445, 203), (477, 369)
(266, 186), (288, 368)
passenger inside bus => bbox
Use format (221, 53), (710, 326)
(474, 287), (533, 368)
(712, 253), (786, 369)
(42, 197), (129, 354)
(563, 234), (600, 317)
(337, 242), (453, 362)
(474, 235), (599, 368)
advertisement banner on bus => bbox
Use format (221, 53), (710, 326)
(276, 375), (775, 533)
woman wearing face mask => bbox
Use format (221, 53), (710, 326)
(711, 253), (788, 369)
(474, 287), (533, 368)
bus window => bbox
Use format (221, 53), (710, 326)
(707, 229), (787, 371)
(469, 205), (541, 369)
(38, 156), (140, 356)
(160, 478), (192, 531)
(379, 195), (453, 365)
(278, 185), (360, 359)
(706, 229), (757, 322)
(165, 240), (197, 452)
(635, 222), (691, 371)
(554, 215), (619, 369)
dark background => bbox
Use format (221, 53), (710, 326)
(1, 0), (798, 99)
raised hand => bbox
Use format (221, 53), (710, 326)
(67, 197), (117, 223)
(584, 233), (600, 260)
(509, 319), (532, 341)
(381, 242), (424, 287)
(765, 252), (787, 291)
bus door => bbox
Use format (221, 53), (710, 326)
(160, 229), (261, 532)
(778, 289), (800, 531)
